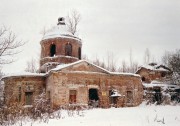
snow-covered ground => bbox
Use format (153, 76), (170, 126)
(14, 103), (180, 126)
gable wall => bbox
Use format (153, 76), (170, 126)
(61, 62), (108, 73)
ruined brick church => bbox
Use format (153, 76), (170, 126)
(3, 18), (143, 108)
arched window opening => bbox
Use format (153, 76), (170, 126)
(78, 47), (81, 59)
(65, 43), (72, 56)
(50, 44), (56, 57)
(161, 72), (166, 77)
(142, 77), (145, 81)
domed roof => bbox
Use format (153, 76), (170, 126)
(42, 17), (80, 41)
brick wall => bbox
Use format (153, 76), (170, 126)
(3, 76), (45, 106)
(40, 37), (82, 66)
(47, 71), (143, 108)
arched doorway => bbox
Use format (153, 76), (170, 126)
(89, 89), (99, 107)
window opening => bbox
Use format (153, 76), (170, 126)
(18, 87), (21, 102)
(142, 77), (145, 81)
(69, 90), (77, 104)
(50, 44), (56, 57)
(25, 92), (33, 105)
(127, 91), (133, 103)
(161, 72), (166, 77)
(65, 43), (72, 56)
(78, 47), (81, 59)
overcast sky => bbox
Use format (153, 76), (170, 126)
(0, 0), (180, 73)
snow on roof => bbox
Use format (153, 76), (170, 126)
(109, 72), (140, 77)
(2, 72), (45, 79)
(143, 81), (179, 89)
(136, 63), (170, 73)
(50, 60), (141, 77)
(41, 62), (59, 67)
(41, 55), (79, 61)
(51, 60), (109, 74)
(42, 25), (81, 41)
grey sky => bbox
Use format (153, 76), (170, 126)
(0, 0), (180, 73)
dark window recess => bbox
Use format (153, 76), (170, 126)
(18, 87), (21, 102)
(69, 90), (77, 104)
(142, 77), (145, 81)
(65, 43), (72, 56)
(78, 47), (81, 59)
(127, 91), (133, 103)
(50, 44), (56, 57)
(161, 72), (166, 77)
(25, 92), (33, 105)
(89, 89), (99, 101)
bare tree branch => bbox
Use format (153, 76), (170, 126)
(0, 26), (25, 65)
(25, 57), (38, 73)
(66, 10), (81, 35)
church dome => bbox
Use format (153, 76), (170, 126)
(42, 17), (80, 41)
(39, 17), (82, 72)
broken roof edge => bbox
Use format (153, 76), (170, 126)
(2, 72), (46, 80)
(135, 66), (170, 74)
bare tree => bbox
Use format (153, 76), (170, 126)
(66, 10), (81, 35)
(25, 57), (38, 73)
(144, 48), (151, 64)
(0, 26), (25, 65)
(105, 52), (117, 72)
(40, 26), (47, 37)
(129, 48), (133, 69)
(162, 51), (171, 66)
(118, 60), (127, 72)
(0, 69), (4, 106)
(162, 49), (180, 85)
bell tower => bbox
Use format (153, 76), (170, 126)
(39, 17), (82, 73)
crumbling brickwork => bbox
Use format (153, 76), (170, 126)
(3, 17), (143, 109)
(45, 62), (143, 108)
(136, 68), (171, 83)
(3, 76), (45, 106)
(40, 37), (81, 66)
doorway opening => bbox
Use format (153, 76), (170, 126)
(89, 89), (99, 107)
